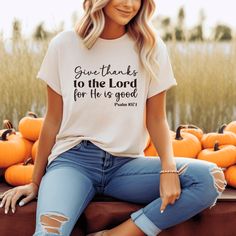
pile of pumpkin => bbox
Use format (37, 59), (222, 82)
(1, 111), (236, 189)
(0, 112), (42, 186)
(144, 122), (236, 188)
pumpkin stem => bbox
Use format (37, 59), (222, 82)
(28, 111), (38, 118)
(0, 129), (15, 141)
(218, 124), (227, 133)
(214, 141), (220, 151)
(175, 125), (185, 140)
(3, 120), (14, 129)
(24, 157), (34, 165)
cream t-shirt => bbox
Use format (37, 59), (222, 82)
(36, 29), (177, 167)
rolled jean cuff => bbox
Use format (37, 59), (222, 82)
(131, 208), (162, 236)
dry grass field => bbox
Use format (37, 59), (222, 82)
(0, 36), (235, 133)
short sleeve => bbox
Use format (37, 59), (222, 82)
(36, 38), (62, 95)
(147, 37), (177, 99)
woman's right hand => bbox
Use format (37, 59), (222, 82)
(0, 182), (39, 214)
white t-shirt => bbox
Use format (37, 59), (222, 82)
(37, 29), (177, 167)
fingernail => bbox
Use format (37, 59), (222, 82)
(12, 209), (15, 213)
(0, 203), (3, 208)
(19, 201), (24, 206)
(5, 209), (8, 214)
(160, 210), (164, 213)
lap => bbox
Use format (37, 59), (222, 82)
(104, 156), (217, 204)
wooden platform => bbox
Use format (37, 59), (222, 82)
(1, 175), (236, 236)
(217, 186), (236, 201)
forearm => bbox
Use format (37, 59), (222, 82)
(31, 119), (61, 187)
(147, 118), (176, 169)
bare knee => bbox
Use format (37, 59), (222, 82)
(208, 166), (227, 209)
(40, 212), (69, 235)
(210, 166), (227, 194)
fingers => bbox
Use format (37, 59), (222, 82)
(0, 189), (22, 214)
(18, 194), (34, 207)
(4, 193), (13, 214)
(176, 193), (180, 200)
(160, 192), (181, 213)
(0, 191), (16, 214)
(160, 196), (168, 213)
(0, 189), (13, 199)
(170, 192), (181, 204)
(1, 184), (37, 215)
(11, 191), (24, 213)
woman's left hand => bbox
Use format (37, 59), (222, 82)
(159, 167), (182, 213)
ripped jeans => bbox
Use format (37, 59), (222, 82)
(33, 140), (227, 236)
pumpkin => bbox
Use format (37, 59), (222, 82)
(172, 125), (202, 158)
(198, 141), (236, 168)
(224, 165), (236, 188)
(4, 158), (34, 186)
(181, 124), (204, 141)
(0, 129), (26, 168)
(144, 139), (158, 156)
(201, 124), (236, 148)
(2, 120), (33, 161)
(18, 111), (44, 141)
(0, 119), (17, 137)
(144, 130), (175, 156)
(225, 121), (236, 135)
(31, 139), (39, 163)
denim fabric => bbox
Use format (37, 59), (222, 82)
(33, 140), (223, 236)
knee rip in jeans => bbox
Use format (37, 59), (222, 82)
(209, 166), (227, 209)
(39, 212), (69, 235)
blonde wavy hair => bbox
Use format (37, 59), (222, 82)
(75, 0), (159, 81)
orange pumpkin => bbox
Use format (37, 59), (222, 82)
(21, 137), (34, 162)
(144, 139), (158, 156)
(0, 129), (28, 168)
(0, 119), (17, 136)
(181, 124), (204, 142)
(224, 165), (236, 188)
(2, 120), (33, 160)
(4, 158), (34, 186)
(225, 121), (236, 135)
(198, 141), (236, 168)
(201, 124), (236, 148)
(18, 111), (44, 141)
(144, 130), (175, 156)
(172, 125), (202, 158)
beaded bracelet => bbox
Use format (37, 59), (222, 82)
(160, 163), (189, 175)
(160, 170), (179, 174)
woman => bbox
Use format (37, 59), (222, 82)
(0, 0), (227, 235)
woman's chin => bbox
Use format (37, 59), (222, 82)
(114, 18), (132, 26)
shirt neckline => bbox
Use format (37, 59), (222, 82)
(73, 29), (130, 47)
(97, 32), (128, 43)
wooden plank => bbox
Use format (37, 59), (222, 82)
(218, 187), (236, 201)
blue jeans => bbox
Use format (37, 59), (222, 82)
(33, 140), (226, 236)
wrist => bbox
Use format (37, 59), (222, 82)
(30, 181), (39, 189)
